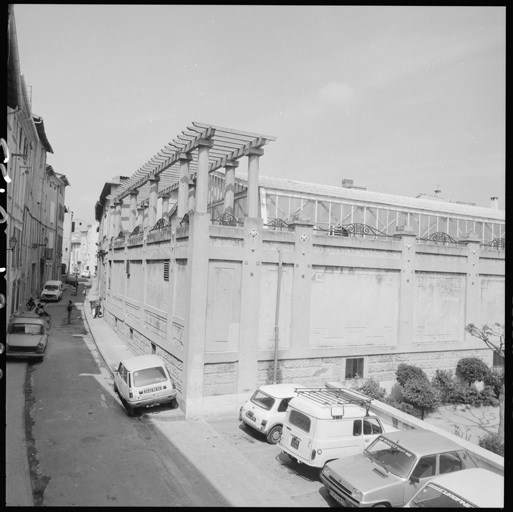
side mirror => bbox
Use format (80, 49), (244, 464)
(409, 476), (420, 485)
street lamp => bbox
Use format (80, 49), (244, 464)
(32, 236), (48, 249)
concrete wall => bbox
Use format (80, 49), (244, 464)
(100, 213), (504, 418)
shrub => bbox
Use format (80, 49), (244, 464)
(352, 377), (387, 401)
(448, 385), (499, 407)
(431, 369), (457, 404)
(478, 433), (504, 456)
(402, 378), (441, 419)
(483, 366), (503, 399)
(456, 357), (489, 387)
(395, 363), (429, 388)
(386, 399), (423, 419)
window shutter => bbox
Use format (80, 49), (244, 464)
(126, 260), (130, 275)
(164, 260), (170, 281)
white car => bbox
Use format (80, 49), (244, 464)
(239, 383), (304, 444)
(7, 313), (50, 362)
(114, 354), (177, 417)
(41, 280), (63, 301)
(405, 467), (504, 508)
(81, 269), (91, 278)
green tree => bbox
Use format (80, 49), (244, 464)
(402, 378), (441, 420)
(395, 363), (428, 387)
(456, 357), (489, 387)
(465, 323), (504, 443)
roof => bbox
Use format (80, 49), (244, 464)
(33, 115), (54, 154)
(11, 315), (47, 325)
(235, 172), (504, 221)
(109, 122), (276, 205)
(44, 280), (62, 286)
(258, 383), (305, 399)
(415, 468), (504, 507)
(121, 354), (167, 372)
(379, 429), (464, 457)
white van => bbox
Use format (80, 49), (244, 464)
(239, 383), (305, 444)
(279, 387), (397, 474)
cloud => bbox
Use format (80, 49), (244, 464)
(319, 82), (355, 107)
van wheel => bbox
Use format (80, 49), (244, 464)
(126, 405), (135, 417)
(266, 425), (282, 444)
(372, 504), (390, 508)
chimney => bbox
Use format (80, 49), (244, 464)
(490, 197), (499, 210)
(342, 179), (354, 189)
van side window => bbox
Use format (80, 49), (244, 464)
(278, 398), (291, 413)
(363, 417), (383, 435)
(118, 364), (128, 384)
(353, 419), (362, 436)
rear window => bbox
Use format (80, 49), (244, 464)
(132, 366), (168, 387)
(10, 323), (44, 335)
(250, 390), (276, 411)
(289, 409), (311, 433)
(410, 483), (473, 508)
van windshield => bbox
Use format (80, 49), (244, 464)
(132, 366), (167, 387)
(45, 285), (58, 291)
(250, 390), (276, 410)
(364, 437), (416, 478)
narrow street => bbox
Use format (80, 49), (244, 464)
(9, 284), (228, 507)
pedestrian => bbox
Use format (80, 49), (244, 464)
(67, 300), (74, 325)
(95, 298), (102, 319)
(35, 303), (49, 317)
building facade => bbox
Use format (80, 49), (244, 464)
(94, 123), (505, 419)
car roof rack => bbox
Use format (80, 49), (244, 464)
(294, 387), (372, 415)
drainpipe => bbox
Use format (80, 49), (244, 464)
(273, 249), (283, 384)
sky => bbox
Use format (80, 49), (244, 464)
(14, 5), (505, 224)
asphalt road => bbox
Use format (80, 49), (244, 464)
(10, 289), (229, 507)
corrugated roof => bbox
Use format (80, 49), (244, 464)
(234, 172), (504, 221)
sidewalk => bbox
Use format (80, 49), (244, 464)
(81, 299), (297, 507)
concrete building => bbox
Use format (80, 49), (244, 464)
(94, 122), (504, 419)
(6, 5), (69, 323)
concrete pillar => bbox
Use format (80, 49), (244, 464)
(195, 139), (214, 214)
(393, 225), (417, 346)
(178, 153), (193, 219)
(161, 193), (171, 218)
(460, 234), (482, 342)
(115, 200), (123, 235)
(148, 176), (160, 227)
(188, 183), (196, 213)
(137, 205), (144, 229)
(142, 204), (148, 230)
(223, 160), (239, 215)
(128, 191), (139, 233)
(107, 203), (115, 238)
(247, 147), (264, 219)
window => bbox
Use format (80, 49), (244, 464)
(346, 358), (364, 380)
(289, 409), (311, 433)
(278, 398), (291, 413)
(132, 366), (167, 387)
(411, 455), (437, 480)
(439, 452), (462, 474)
(353, 419), (362, 436)
(363, 417), (383, 435)
(250, 391), (275, 411)
(164, 260), (170, 281)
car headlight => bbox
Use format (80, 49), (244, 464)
(351, 488), (363, 501)
(322, 466), (331, 478)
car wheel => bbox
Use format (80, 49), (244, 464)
(266, 425), (282, 444)
(170, 398), (178, 409)
(372, 503), (390, 508)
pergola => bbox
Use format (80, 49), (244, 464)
(107, 122), (276, 232)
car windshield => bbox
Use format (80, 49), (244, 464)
(410, 482), (473, 508)
(250, 390), (276, 411)
(45, 285), (58, 290)
(364, 436), (416, 478)
(132, 366), (168, 387)
(10, 323), (44, 335)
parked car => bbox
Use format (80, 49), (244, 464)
(279, 387), (398, 474)
(6, 313), (50, 362)
(113, 354), (177, 417)
(81, 269), (91, 278)
(405, 467), (504, 508)
(320, 428), (479, 508)
(40, 280), (63, 301)
(66, 274), (79, 284)
(239, 383), (305, 444)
